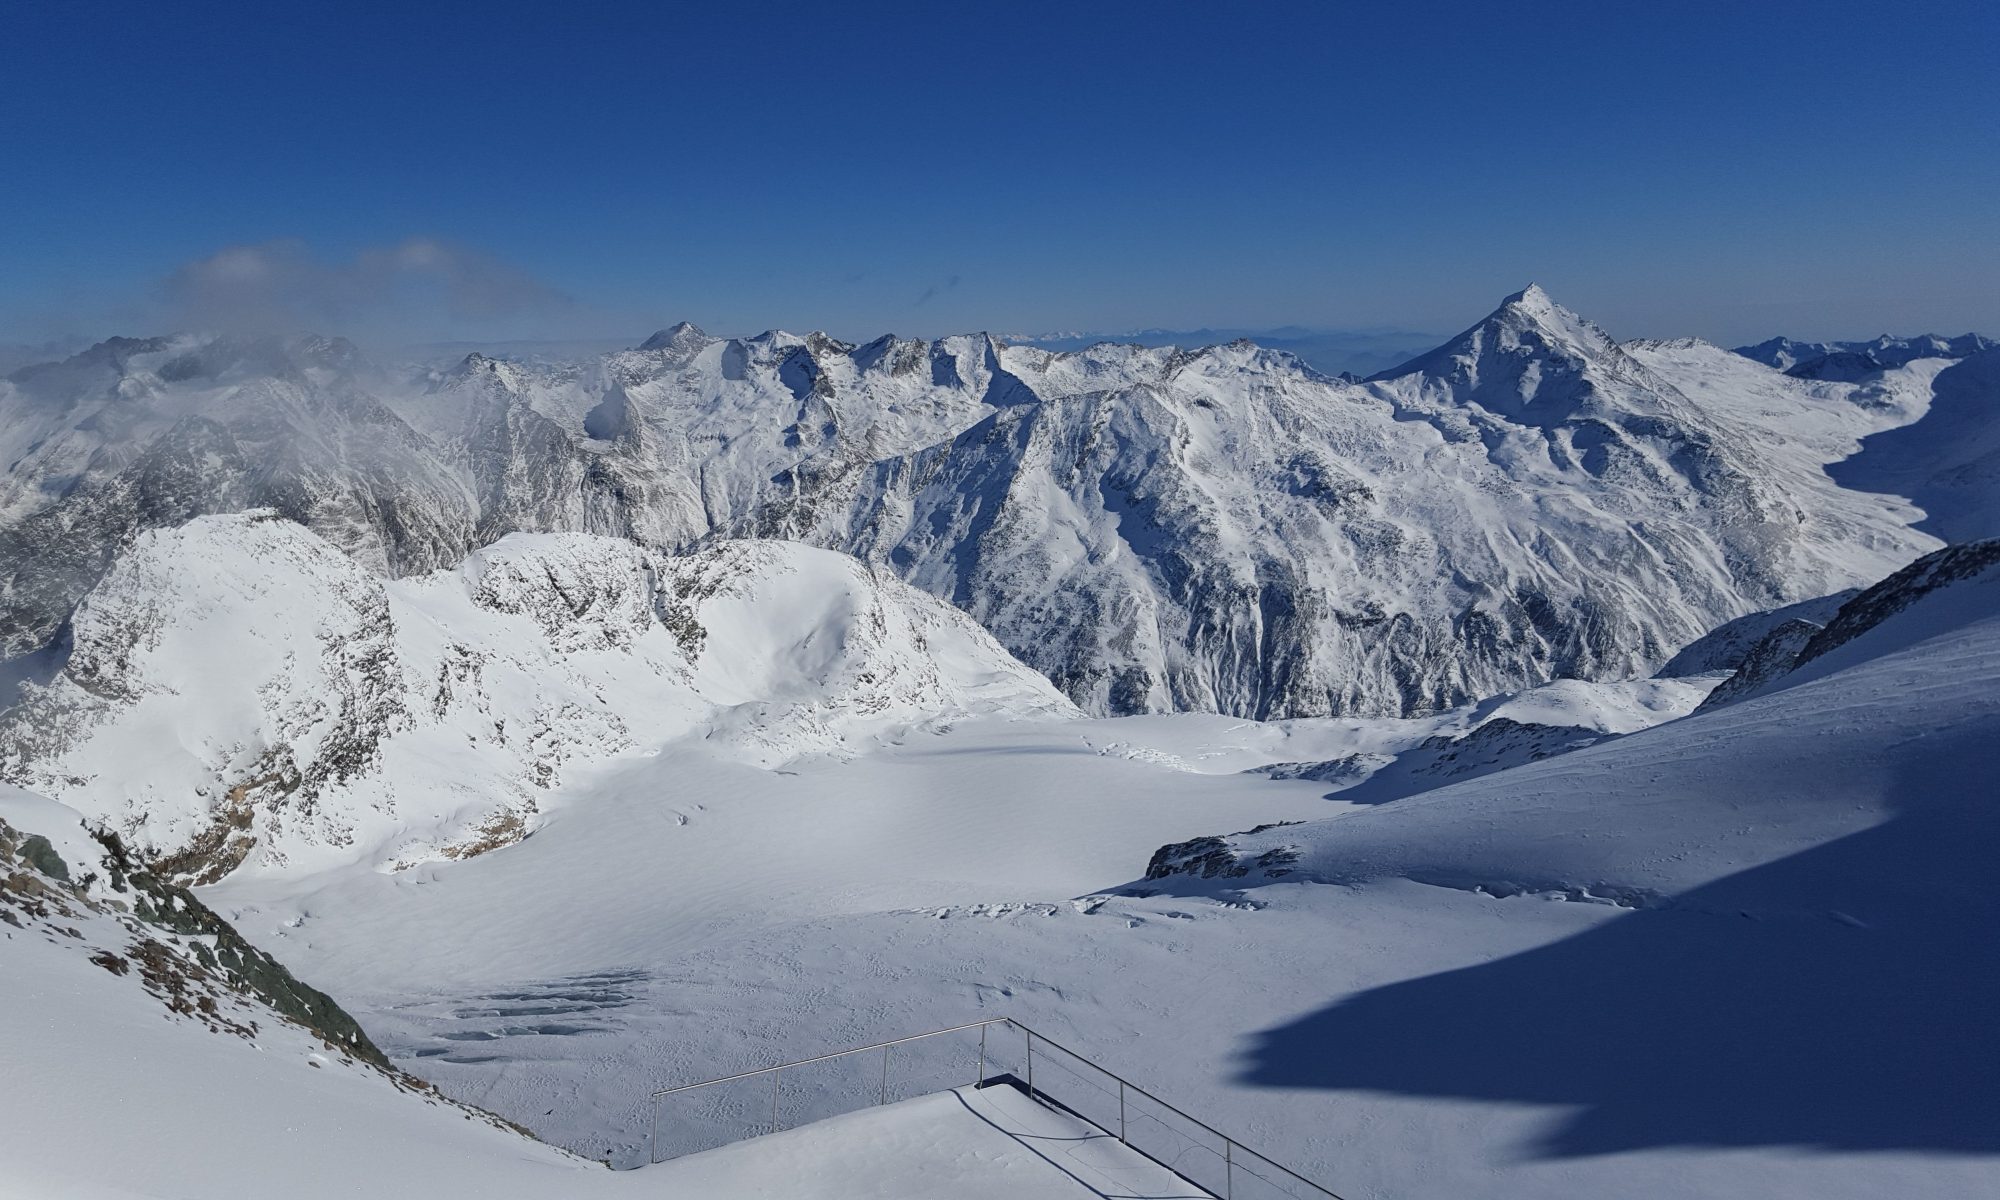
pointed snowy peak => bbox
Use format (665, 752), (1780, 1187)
(638, 321), (712, 354)
(850, 333), (929, 376)
(1505, 281), (1558, 311)
(1476, 283), (1618, 354)
(1369, 283), (1618, 383)
(804, 331), (856, 358)
(439, 350), (528, 393)
(1362, 284), (1695, 431)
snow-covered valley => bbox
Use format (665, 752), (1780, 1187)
(2, 295), (1997, 1200)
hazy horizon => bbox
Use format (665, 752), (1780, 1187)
(4, 2), (1996, 350)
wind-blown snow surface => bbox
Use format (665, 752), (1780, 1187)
(5, 780), (1207, 1199)
(0, 288), (1964, 718)
(170, 544), (2000, 1200)
(0, 514), (1072, 878)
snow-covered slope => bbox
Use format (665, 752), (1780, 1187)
(1693, 538), (2000, 715)
(0, 289), (1960, 719)
(9, 783), (1201, 1200)
(0, 514), (1072, 880)
(1829, 348), (2000, 542)
(1252, 673), (1716, 804)
(1734, 331), (1993, 374)
(1147, 535), (2000, 904)
(0, 784), (612, 1200)
(173, 538), (2000, 1200)
(1121, 539), (2000, 1189)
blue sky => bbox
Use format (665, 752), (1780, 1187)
(3, 0), (1996, 348)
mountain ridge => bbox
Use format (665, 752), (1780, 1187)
(0, 288), (1969, 721)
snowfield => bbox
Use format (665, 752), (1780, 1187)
(171, 539), (1998, 1198)
(1, 296), (1997, 1200)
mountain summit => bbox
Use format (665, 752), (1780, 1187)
(638, 321), (712, 354)
(1367, 283), (1651, 422)
(0, 290), (1955, 719)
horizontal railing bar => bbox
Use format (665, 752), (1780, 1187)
(1000, 1020), (1340, 1197)
(649, 1019), (1010, 1097)
(648, 1015), (1342, 1196)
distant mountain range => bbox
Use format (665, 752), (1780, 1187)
(1734, 332), (1995, 380)
(1004, 326), (1446, 378)
(4, 288), (1998, 1200)
(1, 288), (1990, 727)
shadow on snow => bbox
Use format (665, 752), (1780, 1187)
(1235, 738), (2000, 1158)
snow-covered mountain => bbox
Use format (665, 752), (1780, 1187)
(710, 288), (1940, 716)
(0, 288), (1973, 720)
(0, 513), (1072, 880)
(7, 287), (1996, 1200)
(1148, 534), (2000, 895)
(150, 529), (1996, 1200)
(1734, 332), (1993, 376)
(1826, 348), (2000, 543)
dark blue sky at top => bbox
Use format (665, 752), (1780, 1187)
(3, 0), (1996, 349)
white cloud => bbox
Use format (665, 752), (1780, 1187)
(159, 237), (572, 338)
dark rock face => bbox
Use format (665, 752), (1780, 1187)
(18, 832), (67, 881)
(0, 812), (383, 1065)
(1145, 823), (1302, 881)
(1659, 590), (1855, 676)
(1691, 618), (1825, 714)
(95, 828), (390, 1066)
(1795, 539), (2000, 669)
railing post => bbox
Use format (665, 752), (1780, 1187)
(640, 1019), (1338, 1196)
(1025, 1029), (1034, 1099)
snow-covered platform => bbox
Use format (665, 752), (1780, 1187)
(639, 1084), (1213, 1199)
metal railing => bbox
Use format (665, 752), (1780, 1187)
(645, 1016), (1342, 1199)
